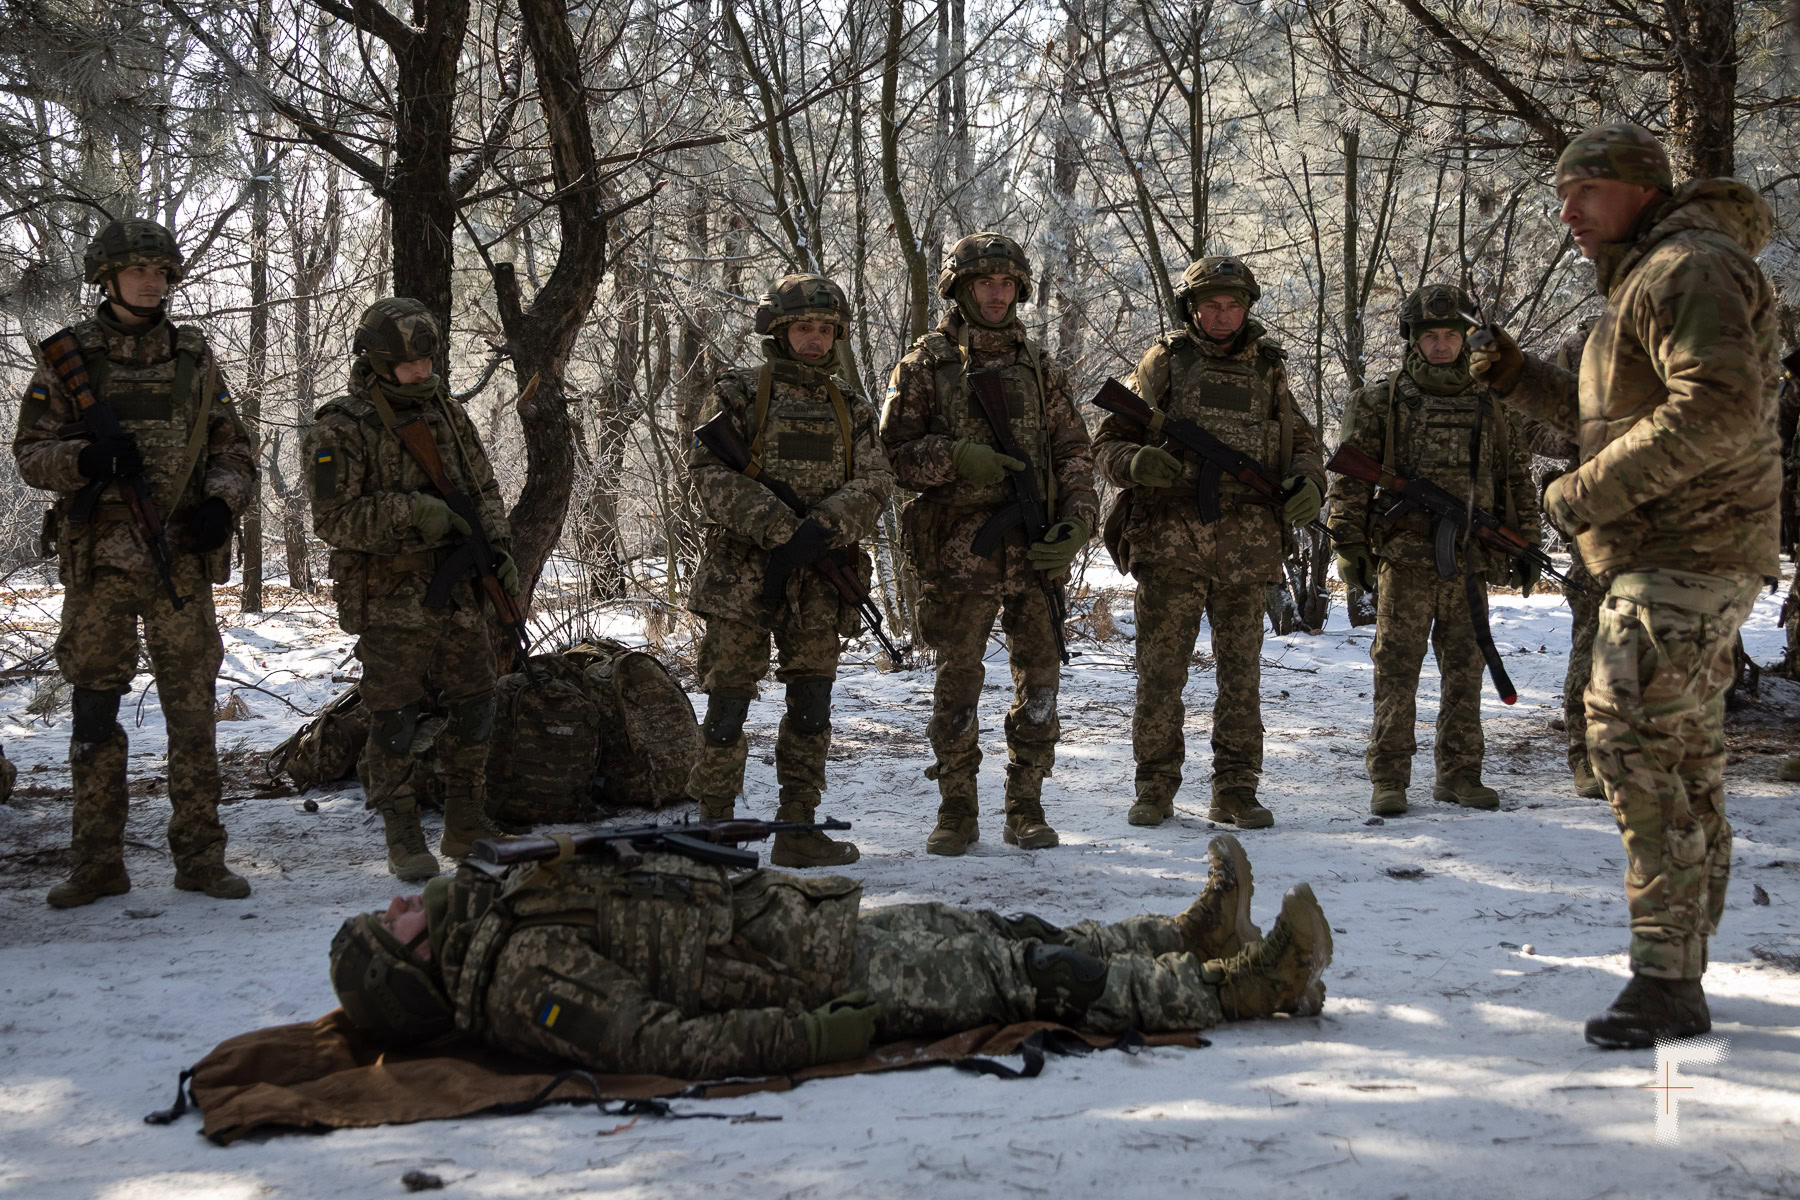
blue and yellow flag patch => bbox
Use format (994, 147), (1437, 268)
(217, 387), (234, 406)
(537, 1000), (562, 1029)
(312, 447), (338, 498)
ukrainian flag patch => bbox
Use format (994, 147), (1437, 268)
(20, 383), (49, 426)
(217, 387), (235, 405)
(537, 1000), (562, 1029)
(312, 447), (338, 498)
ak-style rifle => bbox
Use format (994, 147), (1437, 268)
(470, 816), (853, 869)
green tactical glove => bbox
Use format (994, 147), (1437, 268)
(1468, 325), (1524, 394)
(802, 990), (881, 1064)
(951, 439), (1027, 486)
(494, 551), (522, 596)
(1336, 544), (1375, 591)
(1543, 475), (1587, 537)
(411, 493), (471, 546)
(1510, 557), (1541, 598)
(1027, 517), (1090, 576)
(1128, 444), (1183, 489)
(1281, 477), (1323, 526)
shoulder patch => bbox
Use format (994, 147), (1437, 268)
(20, 383), (50, 427)
(311, 446), (339, 498)
(216, 386), (234, 406)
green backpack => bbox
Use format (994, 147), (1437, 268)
(487, 654), (606, 826)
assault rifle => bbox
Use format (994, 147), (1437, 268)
(469, 816), (854, 869)
(966, 370), (1071, 665)
(38, 330), (190, 610)
(694, 411), (906, 667)
(1089, 379), (1344, 544)
(390, 416), (533, 671)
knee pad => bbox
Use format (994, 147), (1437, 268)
(447, 691), (497, 744)
(71, 687), (122, 743)
(369, 701), (423, 757)
(784, 677), (834, 735)
(1000, 912), (1065, 943)
(1025, 942), (1108, 1022)
(701, 691), (753, 747)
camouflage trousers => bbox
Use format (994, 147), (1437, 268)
(916, 586), (1061, 810)
(1587, 569), (1759, 980)
(856, 902), (1223, 1039)
(1367, 560), (1486, 788)
(355, 604), (496, 816)
(686, 606), (841, 812)
(1130, 564), (1266, 802)
(1563, 551), (1601, 768)
(53, 558), (228, 869)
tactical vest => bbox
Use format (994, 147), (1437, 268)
(74, 319), (210, 515)
(918, 329), (1050, 508)
(740, 362), (855, 509)
(1161, 333), (1287, 482)
(1381, 372), (1505, 520)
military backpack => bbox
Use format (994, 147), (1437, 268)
(267, 688), (371, 794)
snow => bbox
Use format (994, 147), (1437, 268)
(3, 567), (1799, 1199)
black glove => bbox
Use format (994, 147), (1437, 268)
(762, 519), (833, 604)
(179, 497), (234, 554)
(77, 436), (144, 485)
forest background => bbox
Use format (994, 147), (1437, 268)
(2, 0), (1797, 663)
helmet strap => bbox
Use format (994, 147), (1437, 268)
(101, 276), (168, 324)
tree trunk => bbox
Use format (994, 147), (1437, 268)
(1666, 0), (1736, 179)
(240, 0), (272, 612)
(882, 0), (930, 343)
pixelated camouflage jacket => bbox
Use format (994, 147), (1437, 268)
(1094, 324), (1324, 584)
(12, 307), (254, 579)
(687, 359), (894, 625)
(427, 854), (860, 1078)
(880, 310), (1097, 594)
(303, 358), (509, 625)
(1504, 178), (1781, 583)
(1327, 367), (1539, 575)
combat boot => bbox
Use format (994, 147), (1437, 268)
(926, 785), (980, 856)
(440, 787), (512, 860)
(1174, 834), (1261, 960)
(1003, 766), (1059, 849)
(1572, 756), (1606, 798)
(1433, 773), (1500, 810)
(380, 808), (440, 882)
(1208, 786), (1274, 830)
(1778, 756), (1800, 783)
(46, 861), (131, 909)
(770, 799), (859, 868)
(1206, 883), (1333, 1020)
(1584, 973), (1711, 1049)
(695, 795), (736, 822)
(1128, 792), (1175, 827)
(1370, 784), (1407, 816)
(174, 861), (251, 899)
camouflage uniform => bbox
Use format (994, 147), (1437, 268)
(684, 275), (895, 866)
(304, 300), (513, 878)
(1328, 285), (1539, 813)
(1494, 127), (1781, 988)
(881, 233), (1099, 853)
(328, 836), (1333, 1078)
(12, 220), (255, 905)
(1093, 257), (1324, 829)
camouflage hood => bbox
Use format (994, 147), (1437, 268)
(1599, 178), (1773, 295)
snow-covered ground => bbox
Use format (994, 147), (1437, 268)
(3, 565), (1798, 1200)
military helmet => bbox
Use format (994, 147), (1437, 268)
(753, 273), (849, 335)
(937, 232), (1033, 302)
(329, 913), (454, 1046)
(83, 219), (185, 285)
(1172, 256), (1260, 315)
(1399, 283), (1478, 342)
(354, 298), (442, 371)
(1554, 122), (1674, 194)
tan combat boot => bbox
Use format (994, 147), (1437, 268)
(1370, 783), (1407, 816)
(440, 786), (512, 860)
(1208, 786), (1273, 830)
(46, 861), (131, 909)
(1206, 883), (1333, 1020)
(173, 861), (251, 899)
(926, 790), (980, 856)
(1433, 773), (1500, 810)
(1128, 792), (1175, 827)
(770, 799), (859, 868)
(1174, 834), (1261, 960)
(1003, 766), (1058, 849)
(380, 807), (440, 881)
(1572, 756), (1606, 798)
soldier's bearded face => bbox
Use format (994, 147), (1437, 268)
(1416, 328), (1465, 364)
(1193, 294), (1247, 341)
(108, 264), (169, 311)
(785, 319), (837, 363)
(970, 274), (1017, 323)
(391, 357), (435, 385)
(1558, 178), (1661, 258)
(381, 894), (431, 959)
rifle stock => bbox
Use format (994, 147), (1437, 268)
(38, 330), (191, 610)
(471, 816), (853, 868)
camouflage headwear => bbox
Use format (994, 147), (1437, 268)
(84, 219), (185, 285)
(1399, 283), (1477, 342)
(1555, 123), (1674, 194)
(354, 298), (442, 375)
(754, 274), (849, 336)
(938, 232), (1033, 303)
(329, 913), (454, 1045)
(1173, 256), (1261, 316)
